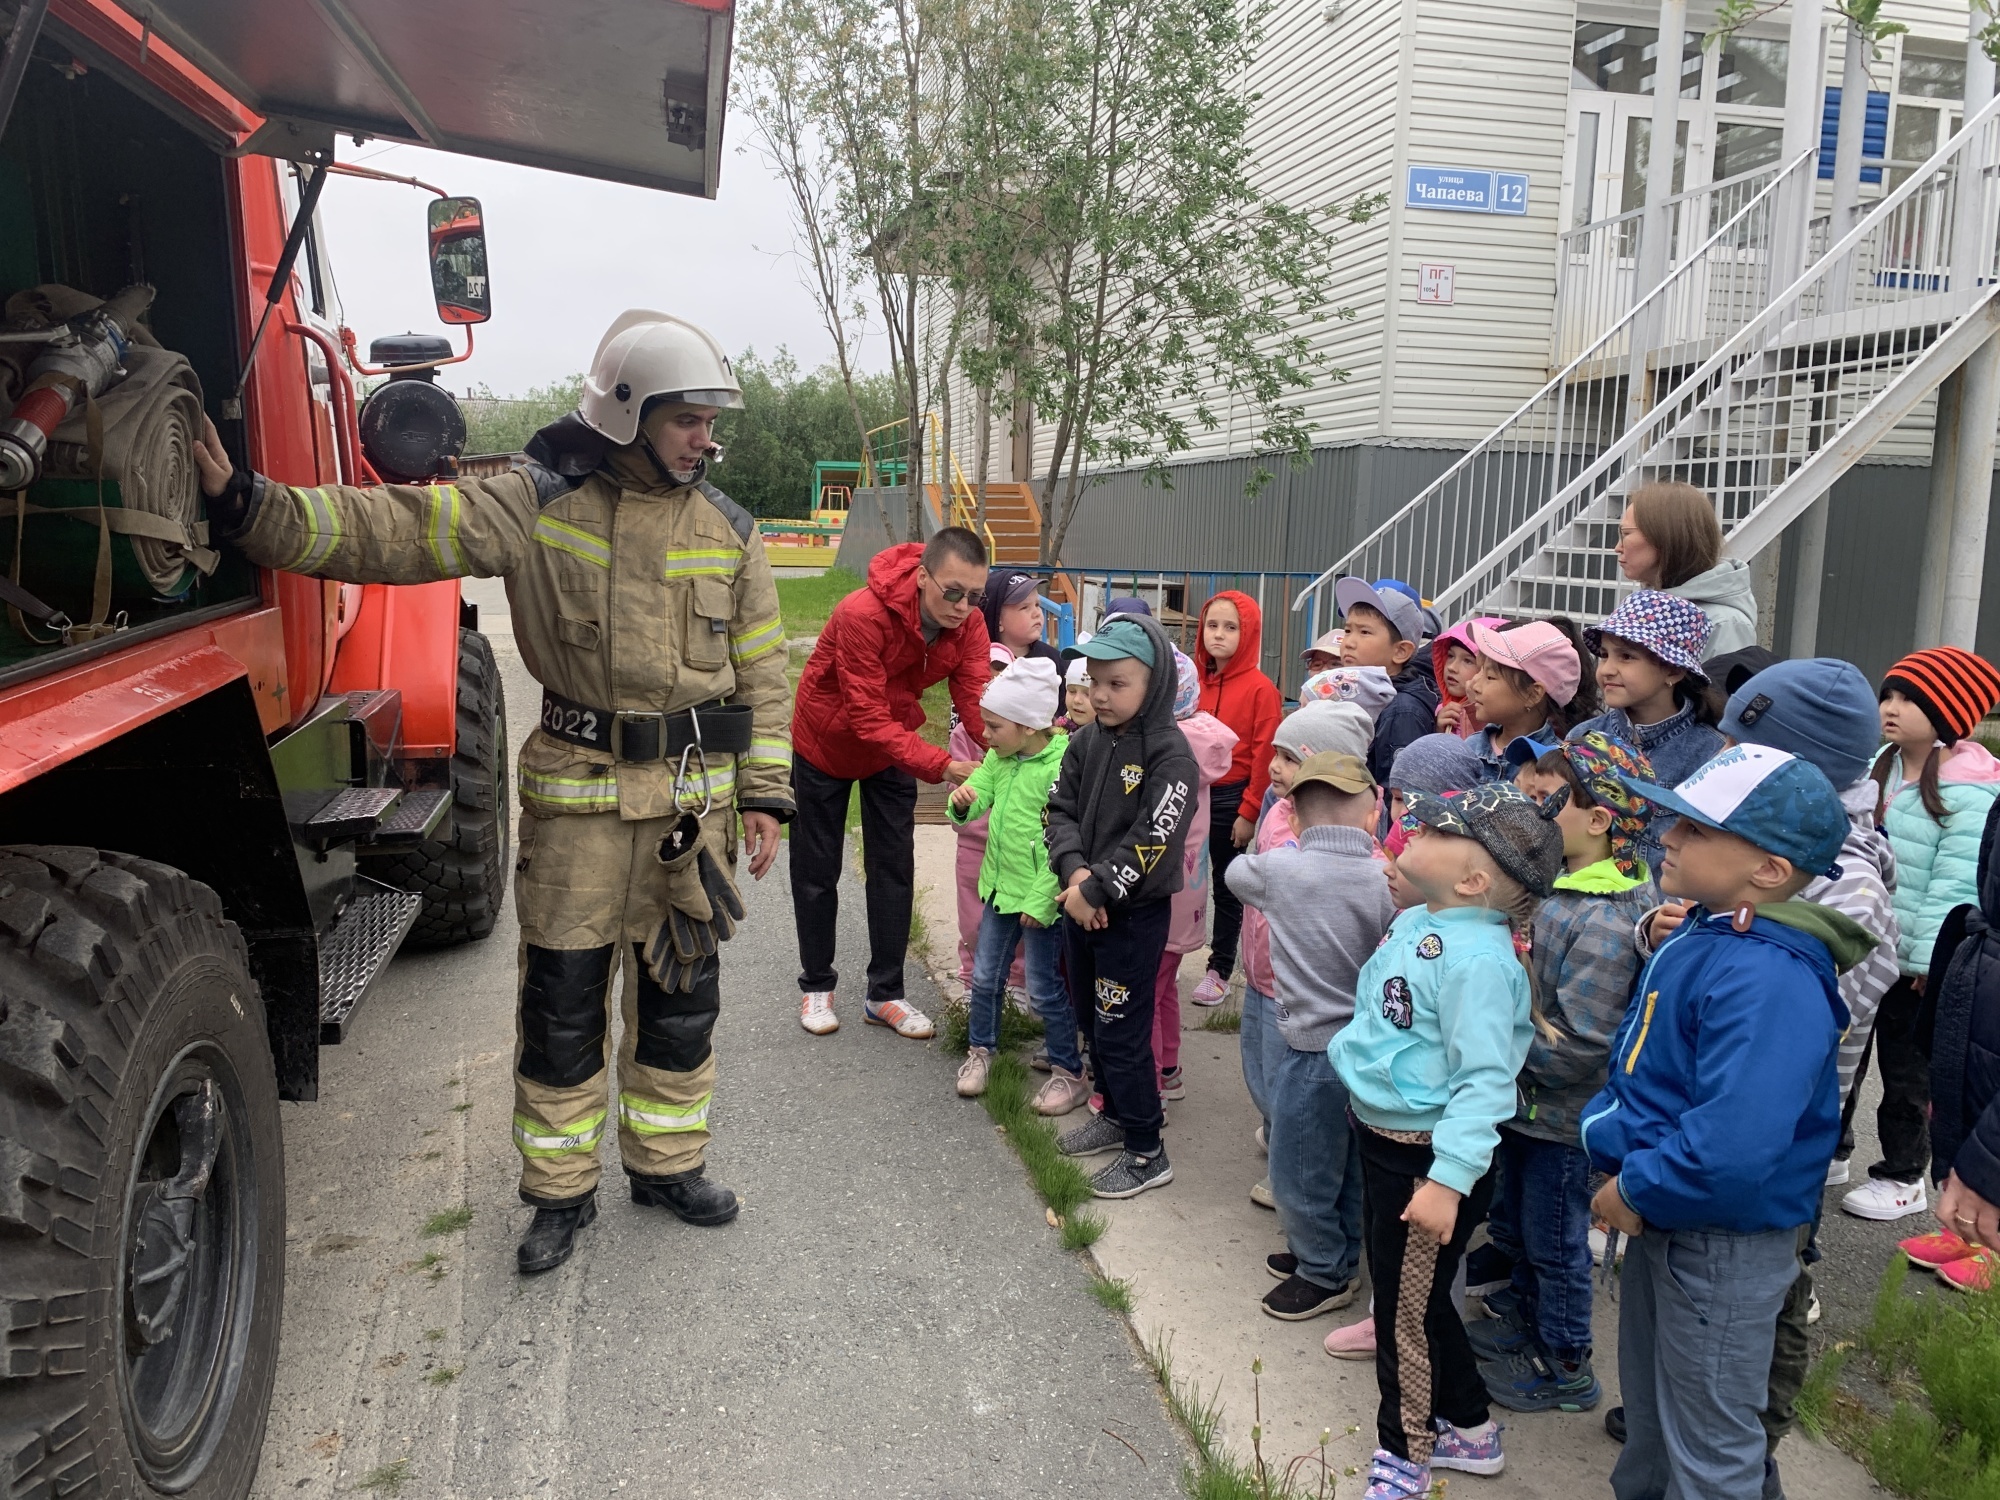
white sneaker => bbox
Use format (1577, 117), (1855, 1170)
(1250, 1176), (1276, 1210)
(864, 999), (935, 1039)
(956, 1046), (991, 1098)
(1841, 1175), (1927, 1222)
(1825, 1157), (1851, 1187)
(1589, 1226), (1608, 1266)
(1254, 1124), (1267, 1156)
(1807, 1292), (1822, 1325)
(800, 991), (838, 1035)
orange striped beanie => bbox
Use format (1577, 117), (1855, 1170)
(1881, 647), (2000, 744)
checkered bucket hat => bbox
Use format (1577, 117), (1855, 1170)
(1582, 589), (1713, 681)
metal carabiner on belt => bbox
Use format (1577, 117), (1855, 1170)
(673, 704), (714, 818)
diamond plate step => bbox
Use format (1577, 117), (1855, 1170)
(306, 786), (402, 846)
(364, 788), (452, 846)
(319, 881), (423, 1042)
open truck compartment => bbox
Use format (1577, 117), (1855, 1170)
(0, 30), (259, 683)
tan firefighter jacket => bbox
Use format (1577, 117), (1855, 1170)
(224, 442), (792, 823)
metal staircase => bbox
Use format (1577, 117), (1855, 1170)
(1295, 93), (2000, 630)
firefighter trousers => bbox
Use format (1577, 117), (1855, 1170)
(510, 805), (735, 1205)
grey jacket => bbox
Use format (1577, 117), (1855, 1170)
(1225, 825), (1396, 1052)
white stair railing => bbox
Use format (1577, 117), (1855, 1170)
(1292, 148), (1816, 632)
(1554, 161), (1788, 366)
(1455, 93), (2000, 624)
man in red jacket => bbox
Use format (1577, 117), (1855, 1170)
(792, 527), (991, 1038)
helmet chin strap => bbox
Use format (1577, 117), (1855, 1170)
(640, 428), (706, 488)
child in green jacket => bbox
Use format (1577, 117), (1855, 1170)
(948, 656), (1073, 1101)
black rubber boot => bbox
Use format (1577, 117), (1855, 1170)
(629, 1165), (739, 1226)
(517, 1192), (597, 1273)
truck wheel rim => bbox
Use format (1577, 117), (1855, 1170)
(118, 1041), (261, 1490)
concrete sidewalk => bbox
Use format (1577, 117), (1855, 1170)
(912, 825), (1882, 1495)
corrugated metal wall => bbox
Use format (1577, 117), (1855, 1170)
(1055, 442), (1464, 572)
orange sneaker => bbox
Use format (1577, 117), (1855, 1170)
(1939, 1250), (1995, 1294)
(1900, 1230), (1980, 1271)
(800, 990), (839, 1035)
(863, 999), (935, 1038)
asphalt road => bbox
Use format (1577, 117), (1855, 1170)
(250, 607), (1184, 1498)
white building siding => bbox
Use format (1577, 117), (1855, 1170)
(1384, 0), (1573, 440)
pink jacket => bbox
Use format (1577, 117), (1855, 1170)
(950, 719), (990, 846)
(1169, 712), (1241, 953)
(1241, 796), (1297, 995)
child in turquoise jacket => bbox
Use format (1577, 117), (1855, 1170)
(1331, 783), (1564, 1500)
(947, 656), (1073, 1103)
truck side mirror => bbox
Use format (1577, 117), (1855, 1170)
(427, 196), (491, 325)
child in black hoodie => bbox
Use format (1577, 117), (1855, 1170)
(1046, 614), (1199, 1199)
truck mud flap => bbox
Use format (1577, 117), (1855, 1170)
(319, 879), (423, 1042)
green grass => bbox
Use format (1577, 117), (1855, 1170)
(421, 1205), (473, 1237)
(1089, 1274), (1135, 1313)
(1141, 1336), (1343, 1499)
(422, 1328), (446, 1343)
(1826, 1253), (2000, 1500)
(425, 1365), (463, 1387)
(939, 996), (1046, 1056)
(979, 1053), (1094, 1219)
(357, 1458), (412, 1494)
(1199, 1006), (1243, 1034)
(1796, 1347), (1849, 1439)
(774, 566), (863, 639)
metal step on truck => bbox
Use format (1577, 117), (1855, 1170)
(0, 2), (733, 1495)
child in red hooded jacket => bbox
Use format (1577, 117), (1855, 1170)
(1191, 589), (1283, 1005)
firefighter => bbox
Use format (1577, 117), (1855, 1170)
(193, 311), (793, 1273)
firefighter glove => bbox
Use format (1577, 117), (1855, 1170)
(644, 817), (745, 992)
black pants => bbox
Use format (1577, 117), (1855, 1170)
(790, 751), (918, 1005)
(1063, 898), (1171, 1154)
(1359, 1122), (1495, 1466)
(1865, 976), (1933, 1183)
(1205, 778), (1249, 978)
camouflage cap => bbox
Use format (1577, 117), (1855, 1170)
(1404, 782), (1566, 897)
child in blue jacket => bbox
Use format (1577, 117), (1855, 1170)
(1331, 783), (1564, 1499)
(1582, 745), (1878, 1500)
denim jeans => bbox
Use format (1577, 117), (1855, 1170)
(1613, 1226), (1802, 1500)
(969, 903), (1079, 1073)
(1239, 985), (1281, 1137)
(1492, 1129), (1596, 1359)
(1267, 1045), (1363, 1289)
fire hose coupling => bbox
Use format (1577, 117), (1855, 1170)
(0, 283), (154, 489)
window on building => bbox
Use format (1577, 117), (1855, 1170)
(1573, 22), (1702, 99)
(1715, 36), (1787, 107)
(1715, 121), (1783, 180)
(1900, 42), (1965, 102)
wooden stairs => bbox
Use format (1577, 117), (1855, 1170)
(922, 482), (1044, 566)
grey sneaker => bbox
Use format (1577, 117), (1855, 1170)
(1058, 1111), (1126, 1159)
(1030, 1047), (1052, 1073)
(1090, 1149), (1173, 1199)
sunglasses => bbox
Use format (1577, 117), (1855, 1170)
(923, 571), (986, 607)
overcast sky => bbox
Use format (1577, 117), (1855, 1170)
(316, 138), (865, 398)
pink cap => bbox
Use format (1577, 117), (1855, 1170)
(988, 642), (1016, 667)
(1468, 621), (1582, 707)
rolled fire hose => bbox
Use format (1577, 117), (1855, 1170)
(22, 345), (215, 599)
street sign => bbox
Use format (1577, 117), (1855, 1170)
(1417, 264), (1455, 304)
(1406, 166), (1530, 216)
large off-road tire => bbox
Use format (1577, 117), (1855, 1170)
(361, 626), (510, 947)
(0, 846), (284, 1500)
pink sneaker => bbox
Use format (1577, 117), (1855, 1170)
(1324, 1316), (1375, 1360)
(1901, 1230), (1979, 1271)
(1940, 1250), (1995, 1293)
(1191, 969), (1229, 1007)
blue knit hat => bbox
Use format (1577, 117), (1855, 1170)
(1386, 733), (1486, 795)
(1724, 658), (1881, 791)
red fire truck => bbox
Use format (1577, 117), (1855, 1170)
(0, 2), (733, 1494)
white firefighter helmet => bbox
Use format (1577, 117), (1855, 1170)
(578, 309), (744, 445)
